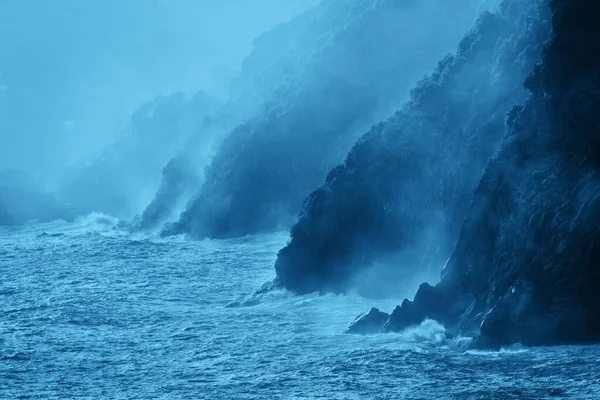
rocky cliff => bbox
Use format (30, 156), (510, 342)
(275, 0), (551, 296)
(349, 0), (600, 348)
(166, 0), (492, 239)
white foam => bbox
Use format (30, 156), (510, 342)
(399, 319), (448, 346)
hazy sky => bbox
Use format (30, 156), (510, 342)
(0, 0), (320, 181)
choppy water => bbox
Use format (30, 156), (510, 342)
(2, 214), (600, 399)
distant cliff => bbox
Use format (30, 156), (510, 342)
(349, 0), (600, 348)
(275, 0), (550, 296)
(165, 0), (492, 239)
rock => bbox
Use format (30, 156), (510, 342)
(378, 0), (600, 347)
(169, 0), (496, 239)
(140, 156), (200, 231)
(347, 308), (390, 335)
(276, 0), (551, 295)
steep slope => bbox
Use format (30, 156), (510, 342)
(166, 0), (493, 239)
(275, 0), (551, 296)
(138, 112), (225, 230)
(351, 0), (600, 347)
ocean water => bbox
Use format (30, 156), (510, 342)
(2, 214), (600, 399)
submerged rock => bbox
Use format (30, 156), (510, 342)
(366, 0), (600, 348)
(276, 0), (551, 295)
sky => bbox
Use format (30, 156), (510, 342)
(0, 0), (320, 183)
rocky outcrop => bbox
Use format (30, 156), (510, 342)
(138, 156), (200, 230)
(349, 0), (600, 348)
(347, 308), (389, 334)
(166, 0), (493, 239)
(275, 0), (551, 295)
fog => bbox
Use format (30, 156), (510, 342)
(0, 0), (503, 230)
(274, 0), (550, 295)
(165, 0), (503, 239)
(0, 0), (320, 184)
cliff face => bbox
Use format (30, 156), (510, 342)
(351, 0), (600, 347)
(166, 0), (492, 239)
(275, 0), (551, 296)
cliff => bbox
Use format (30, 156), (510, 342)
(275, 0), (551, 296)
(166, 0), (491, 239)
(350, 0), (600, 347)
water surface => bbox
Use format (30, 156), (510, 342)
(2, 215), (599, 399)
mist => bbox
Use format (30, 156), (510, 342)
(4, 0), (600, 396)
(0, 0), (320, 223)
(0, 0), (319, 179)
(164, 0), (501, 240)
(275, 0), (550, 295)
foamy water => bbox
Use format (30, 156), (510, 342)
(2, 215), (600, 399)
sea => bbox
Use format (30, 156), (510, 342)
(2, 213), (600, 399)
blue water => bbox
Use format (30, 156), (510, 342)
(2, 214), (600, 399)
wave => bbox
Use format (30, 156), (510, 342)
(464, 345), (529, 357)
(396, 319), (449, 346)
(36, 212), (127, 238)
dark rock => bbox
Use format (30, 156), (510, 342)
(139, 157), (200, 231)
(169, 0), (493, 239)
(276, 0), (551, 295)
(380, 0), (600, 347)
(347, 308), (390, 334)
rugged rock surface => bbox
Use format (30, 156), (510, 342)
(346, 308), (390, 334)
(275, 0), (551, 295)
(349, 0), (600, 347)
(167, 0), (493, 239)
